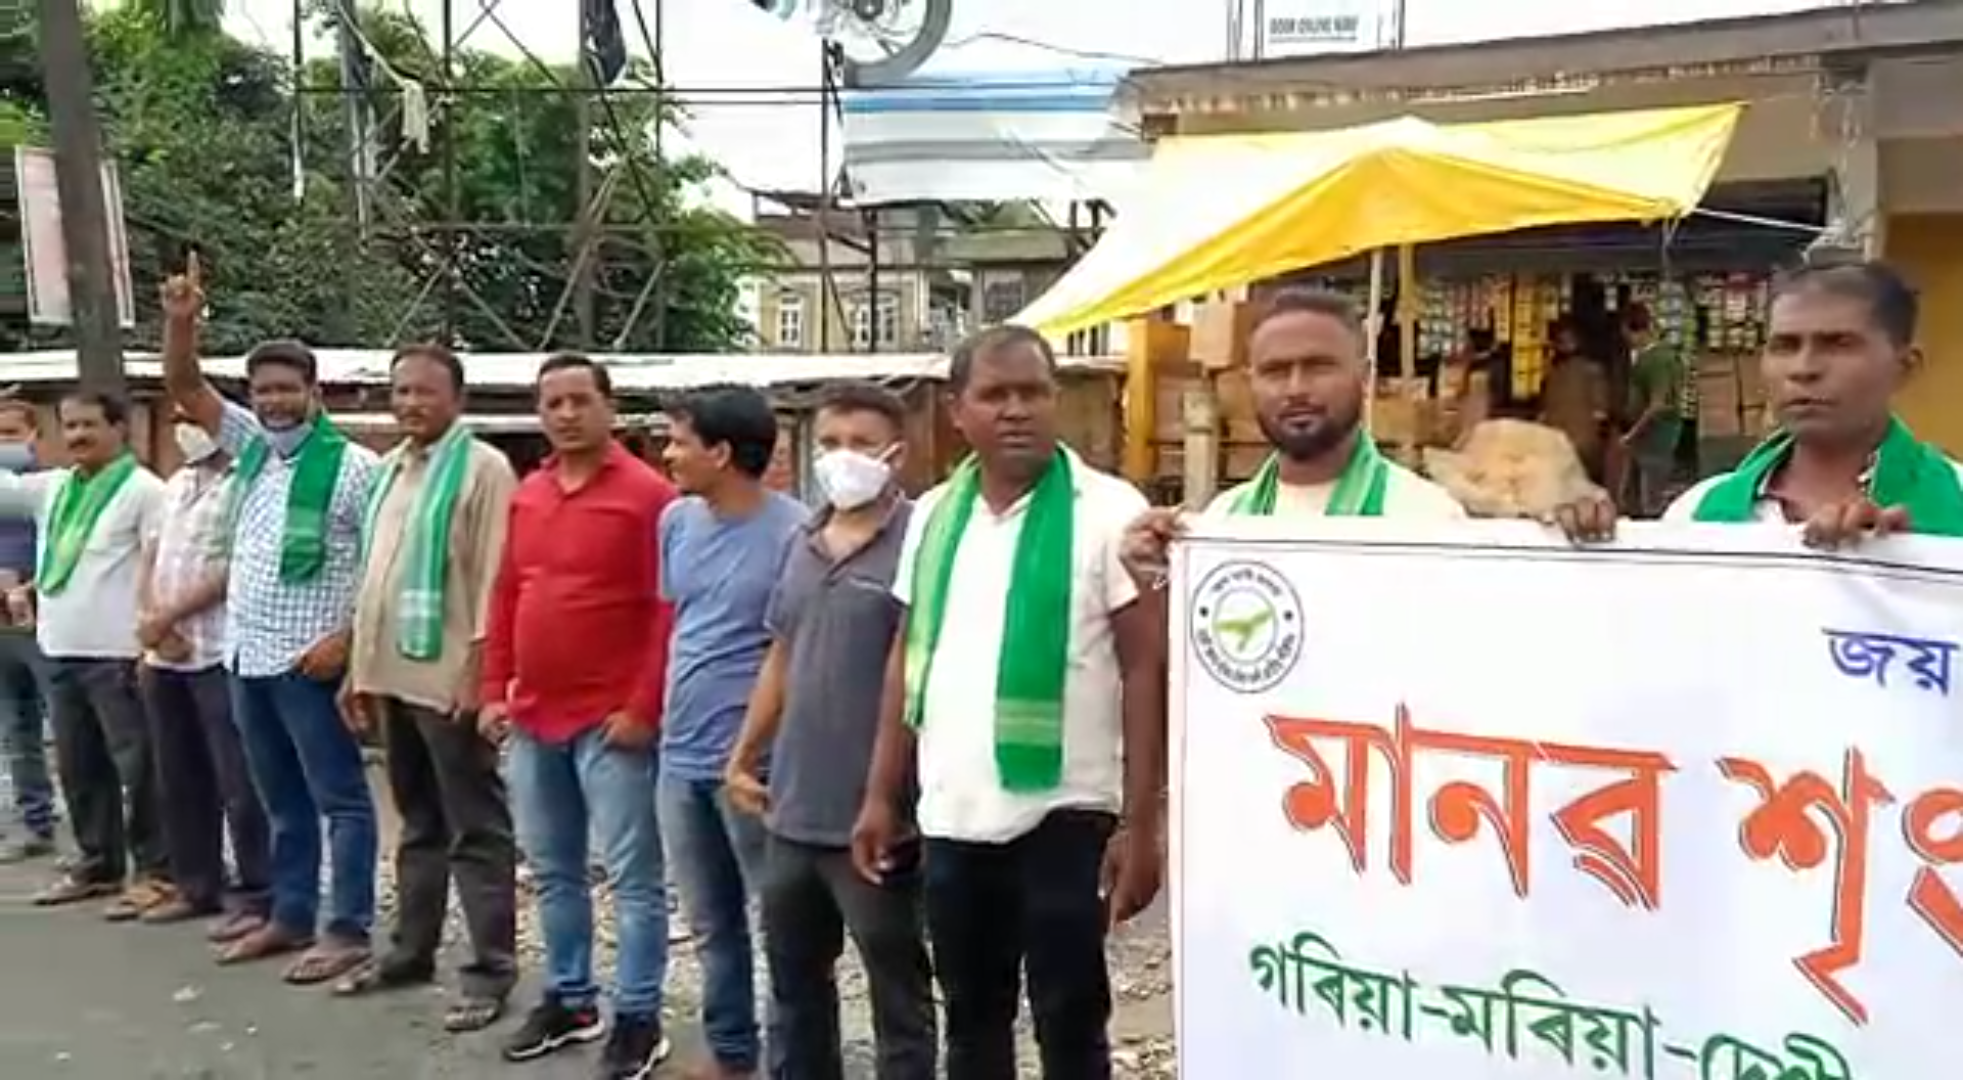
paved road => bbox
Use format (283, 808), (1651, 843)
(0, 856), (714, 1079)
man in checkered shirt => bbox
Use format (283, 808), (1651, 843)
(159, 258), (383, 987)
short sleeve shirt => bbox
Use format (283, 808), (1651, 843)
(892, 450), (1147, 844)
(217, 401), (381, 677)
(763, 499), (912, 847)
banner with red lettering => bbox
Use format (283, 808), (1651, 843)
(1168, 519), (1963, 1078)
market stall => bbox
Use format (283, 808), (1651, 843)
(1014, 103), (1746, 503)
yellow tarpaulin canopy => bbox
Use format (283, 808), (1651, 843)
(1015, 103), (1744, 337)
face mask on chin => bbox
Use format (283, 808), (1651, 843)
(814, 447), (895, 511)
(0, 441), (33, 473)
(261, 418), (312, 458)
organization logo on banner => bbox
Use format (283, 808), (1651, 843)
(1190, 560), (1303, 693)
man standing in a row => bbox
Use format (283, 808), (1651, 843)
(658, 383), (806, 1080)
(726, 381), (937, 1080)
(486, 354), (678, 1080)
(336, 345), (520, 1034)
(135, 418), (273, 936)
(856, 327), (1167, 1080)
(161, 258), (382, 985)
(0, 392), (168, 914)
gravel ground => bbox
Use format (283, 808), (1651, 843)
(0, 757), (1176, 1077)
(473, 859), (1176, 1079)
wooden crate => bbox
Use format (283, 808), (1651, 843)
(1191, 300), (1258, 372)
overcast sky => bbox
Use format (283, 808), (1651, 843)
(194, 0), (1877, 203)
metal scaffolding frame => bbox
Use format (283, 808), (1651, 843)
(294, 0), (709, 353)
(291, 0), (1118, 357)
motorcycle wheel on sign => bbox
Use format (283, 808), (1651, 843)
(753, 0), (955, 86)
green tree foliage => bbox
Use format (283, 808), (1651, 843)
(2, 2), (781, 355)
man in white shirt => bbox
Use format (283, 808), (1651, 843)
(0, 390), (168, 913)
(1660, 260), (1963, 537)
(1549, 259), (1963, 547)
(853, 326), (1166, 1080)
(1120, 287), (1465, 581)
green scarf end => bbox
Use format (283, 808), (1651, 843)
(994, 743), (1067, 793)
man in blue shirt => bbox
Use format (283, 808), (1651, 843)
(659, 384), (807, 1080)
(0, 399), (55, 862)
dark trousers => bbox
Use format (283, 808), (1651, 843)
(140, 663), (271, 913)
(926, 810), (1117, 1080)
(47, 657), (164, 884)
(763, 835), (936, 1080)
(379, 696), (517, 1000)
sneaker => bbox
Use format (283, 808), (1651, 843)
(596, 1013), (673, 1080)
(502, 998), (606, 1063)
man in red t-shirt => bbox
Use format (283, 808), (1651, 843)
(479, 354), (678, 1079)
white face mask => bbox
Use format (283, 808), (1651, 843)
(813, 447), (895, 510)
(173, 423), (218, 465)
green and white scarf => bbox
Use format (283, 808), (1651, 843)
(1230, 432), (1390, 516)
(362, 424), (474, 661)
(227, 412), (349, 584)
(1693, 416), (1963, 536)
(904, 450), (1074, 793)
(38, 453), (138, 596)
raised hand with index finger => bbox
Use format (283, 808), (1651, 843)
(160, 250), (204, 324)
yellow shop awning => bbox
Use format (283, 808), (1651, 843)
(1015, 103), (1743, 336)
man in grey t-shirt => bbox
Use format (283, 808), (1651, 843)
(725, 383), (935, 1079)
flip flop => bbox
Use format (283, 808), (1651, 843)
(215, 924), (313, 966)
(283, 944), (371, 986)
(33, 874), (119, 907)
(443, 996), (506, 1033)
(207, 911), (268, 944)
(330, 955), (433, 998)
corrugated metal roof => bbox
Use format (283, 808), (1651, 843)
(0, 350), (1120, 389)
(334, 412), (671, 435)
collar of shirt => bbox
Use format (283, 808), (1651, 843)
(1752, 444), (1879, 502)
(971, 446), (1091, 521)
(540, 440), (639, 482)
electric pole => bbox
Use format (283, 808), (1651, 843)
(36, 0), (125, 394)
(572, 0), (597, 350)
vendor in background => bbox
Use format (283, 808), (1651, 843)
(1619, 303), (1686, 516)
(1553, 258), (1958, 548)
(1539, 318), (1613, 483)
(1437, 328), (1500, 447)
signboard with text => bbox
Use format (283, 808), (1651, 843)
(1170, 519), (1963, 1077)
(15, 145), (136, 329)
(1257, 0), (1392, 57)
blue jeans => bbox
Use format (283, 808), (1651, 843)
(231, 671), (377, 940)
(660, 771), (778, 1073)
(0, 629), (54, 839)
(509, 726), (668, 1017)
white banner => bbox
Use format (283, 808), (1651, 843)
(1169, 519), (1963, 1078)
